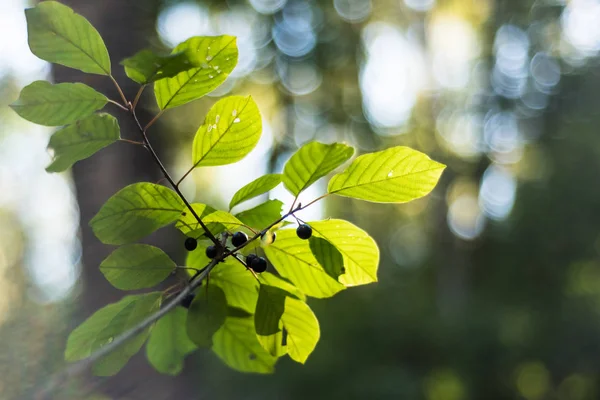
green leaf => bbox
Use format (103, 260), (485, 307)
(65, 292), (162, 376)
(229, 174), (282, 210)
(282, 142), (354, 197)
(259, 272), (306, 301)
(154, 35), (238, 109)
(90, 183), (184, 245)
(10, 81), (107, 126)
(310, 219), (379, 286)
(212, 316), (277, 374)
(211, 260), (259, 314)
(254, 286), (319, 363)
(192, 95), (262, 167)
(99, 244), (176, 290)
(255, 285), (287, 336)
(263, 229), (345, 298)
(327, 146), (446, 203)
(281, 297), (319, 364)
(25, 1), (111, 75)
(175, 203), (216, 236)
(45, 113), (120, 173)
(186, 285), (227, 347)
(309, 237), (345, 281)
(235, 200), (283, 231)
(146, 307), (197, 376)
(121, 50), (200, 85)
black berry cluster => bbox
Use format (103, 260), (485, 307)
(246, 254), (267, 273)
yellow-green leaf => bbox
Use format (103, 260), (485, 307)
(121, 49), (199, 85)
(46, 113), (119, 173)
(90, 183), (184, 245)
(235, 200), (283, 231)
(65, 292), (162, 376)
(309, 237), (345, 281)
(186, 285), (227, 347)
(10, 81), (107, 126)
(146, 307), (197, 375)
(211, 259), (259, 314)
(283, 142), (354, 196)
(192, 95), (262, 167)
(229, 174), (282, 210)
(99, 244), (176, 290)
(154, 35), (238, 109)
(281, 297), (319, 364)
(328, 146), (446, 203)
(212, 316), (277, 374)
(263, 229), (345, 298)
(309, 219), (379, 286)
(25, 1), (111, 75)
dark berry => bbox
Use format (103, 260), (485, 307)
(251, 256), (268, 273)
(180, 292), (195, 309)
(246, 253), (258, 267)
(205, 245), (218, 259)
(184, 237), (197, 251)
(296, 224), (312, 240)
(232, 231), (248, 247)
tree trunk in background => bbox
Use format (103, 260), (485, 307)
(52, 1), (196, 398)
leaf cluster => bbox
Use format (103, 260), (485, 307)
(12, 2), (446, 377)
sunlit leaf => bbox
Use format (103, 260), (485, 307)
(90, 183), (184, 245)
(259, 272), (305, 301)
(212, 316), (277, 374)
(10, 81), (107, 126)
(254, 285), (319, 363)
(175, 203), (216, 237)
(263, 229), (345, 298)
(121, 49), (199, 85)
(309, 219), (379, 286)
(192, 95), (262, 167)
(45, 113), (119, 173)
(282, 142), (354, 197)
(211, 260), (259, 314)
(25, 1), (110, 75)
(154, 35), (238, 109)
(281, 297), (319, 364)
(235, 200), (283, 231)
(229, 174), (282, 210)
(309, 237), (344, 281)
(186, 285), (227, 347)
(328, 146), (446, 203)
(99, 244), (176, 290)
(65, 292), (162, 376)
(146, 307), (197, 376)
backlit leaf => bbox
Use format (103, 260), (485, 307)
(100, 244), (176, 290)
(45, 113), (119, 173)
(10, 81), (107, 126)
(281, 297), (319, 364)
(65, 292), (162, 376)
(121, 49), (199, 84)
(212, 316), (277, 374)
(263, 229), (345, 298)
(154, 35), (238, 109)
(186, 285), (227, 347)
(229, 174), (282, 210)
(192, 95), (262, 167)
(175, 203), (216, 237)
(310, 219), (379, 286)
(146, 307), (197, 375)
(309, 237), (345, 281)
(25, 1), (111, 75)
(328, 146), (446, 203)
(283, 142), (354, 196)
(210, 260), (259, 314)
(90, 183), (184, 245)
(235, 200), (283, 231)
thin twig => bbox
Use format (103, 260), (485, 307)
(107, 99), (129, 111)
(143, 110), (164, 132)
(109, 75), (128, 106)
(132, 85), (146, 111)
(118, 138), (145, 146)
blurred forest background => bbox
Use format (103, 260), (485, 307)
(1, 0), (600, 399)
